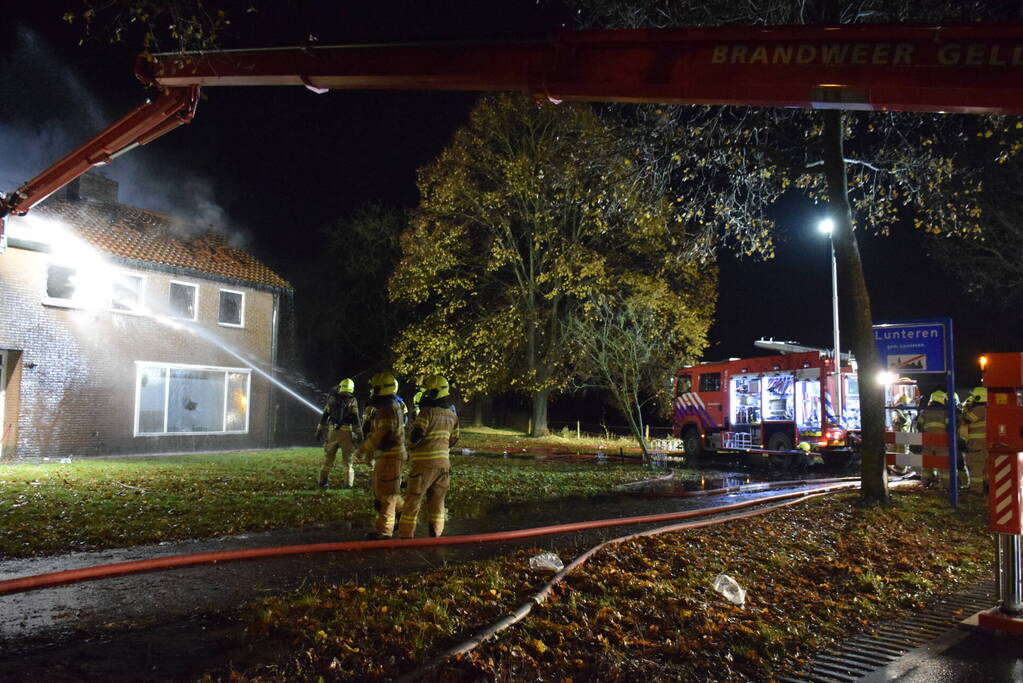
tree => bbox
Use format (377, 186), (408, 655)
(295, 203), (409, 387)
(61, 0), (245, 53)
(569, 289), (708, 459)
(569, 0), (1015, 503)
(929, 141), (1023, 309)
(389, 93), (715, 435)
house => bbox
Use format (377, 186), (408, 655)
(0, 172), (300, 462)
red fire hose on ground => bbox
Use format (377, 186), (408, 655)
(0, 479), (862, 598)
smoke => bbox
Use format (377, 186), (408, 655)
(0, 25), (246, 245)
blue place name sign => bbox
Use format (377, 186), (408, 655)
(873, 321), (948, 374)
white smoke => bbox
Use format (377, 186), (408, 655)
(0, 25), (245, 244)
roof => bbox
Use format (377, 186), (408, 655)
(34, 198), (290, 290)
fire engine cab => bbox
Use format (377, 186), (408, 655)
(672, 341), (861, 467)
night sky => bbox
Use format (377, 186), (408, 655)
(4, 2), (1019, 393)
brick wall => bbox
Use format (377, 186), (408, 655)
(0, 245), (287, 461)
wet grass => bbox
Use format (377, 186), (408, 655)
(222, 487), (992, 682)
(0, 433), (657, 558)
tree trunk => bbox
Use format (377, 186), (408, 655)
(822, 109), (889, 505)
(531, 388), (550, 436)
(473, 398), (485, 428)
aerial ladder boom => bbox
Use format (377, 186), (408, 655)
(4, 21), (1023, 238)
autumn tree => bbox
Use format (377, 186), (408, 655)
(569, 0), (1018, 503)
(389, 93), (715, 435)
(296, 203), (410, 387)
(569, 288), (710, 458)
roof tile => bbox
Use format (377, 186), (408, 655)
(36, 198), (290, 289)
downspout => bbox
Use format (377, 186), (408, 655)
(268, 290), (279, 449)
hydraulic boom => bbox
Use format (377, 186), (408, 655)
(4, 21), (1023, 239)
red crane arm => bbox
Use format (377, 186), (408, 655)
(138, 22), (1023, 113)
(4, 21), (1023, 230)
(0, 86), (198, 220)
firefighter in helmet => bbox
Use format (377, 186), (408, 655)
(917, 390), (969, 489)
(398, 374), (459, 539)
(315, 378), (362, 489)
(356, 371), (407, 539)
(961, 386), (988, 491)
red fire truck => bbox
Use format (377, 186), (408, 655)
(672, 341), (861, 467)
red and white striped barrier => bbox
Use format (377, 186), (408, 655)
(884, 430), (950, 470)
(989, 453), (1023, 535)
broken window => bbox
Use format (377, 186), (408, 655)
(135, 363), (250, 435)
(218, 289), (244, 327)
(45, 264), (77, 303)
(169, 281), (197, 320)
(112, 273), (144, 312)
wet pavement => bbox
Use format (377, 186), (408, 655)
(0, 469), (843, 681)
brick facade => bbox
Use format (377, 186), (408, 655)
(0, 181), (295, 462)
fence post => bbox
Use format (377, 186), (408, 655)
(645, 424), (650, 441)
(576, 421), (581, 439)
(527, 419), (532, 436)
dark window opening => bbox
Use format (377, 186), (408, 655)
(169, 282), (197, 319)
(218, 290), (243, 326)
(699, 372), (722, 393)
(46, 265), (76, 301)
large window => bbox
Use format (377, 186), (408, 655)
(135, 363), (250, 435)
(218, 289), (244, 327)
(169, 281), (198, 320)
(112, 273), (144, 312)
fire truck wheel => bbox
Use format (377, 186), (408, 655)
(767, 433), (794, 470)
(681, 428), (702, 462)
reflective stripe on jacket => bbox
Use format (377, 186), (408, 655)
(409, 402), (460, 464)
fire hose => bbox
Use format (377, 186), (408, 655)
(400, 476), (914, 682)
(0, 480), (864, 597)
(397, 490), (838, 682)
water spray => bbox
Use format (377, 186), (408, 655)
(152, 314), (321, 415)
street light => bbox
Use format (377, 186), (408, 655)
(818, 217), (842, 425)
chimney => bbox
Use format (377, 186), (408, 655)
(64, 171), (119, 204)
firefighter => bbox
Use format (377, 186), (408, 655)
(315, 378), (362, 489)
(961, 386), (988, 492)
(917, 390), (969, 489)
(356, 371), (408, 539)
(398, 374), (459, 539)
(411, 375), (426, 419)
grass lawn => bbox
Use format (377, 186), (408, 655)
(0, 428), (657, 558)
(223, 487), (991, 682)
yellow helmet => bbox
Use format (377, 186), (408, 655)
(970, 386), (987, 404)
(797, 441), (812, 453)
(369, 371), (398, 397)
(338, 378), (355, 394)
(929, 390), (947, 405)
(425, 374), (450, 399)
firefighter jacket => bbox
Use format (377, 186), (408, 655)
(962, 403), (987, 453)
(408, 397), (460, 465)
(319, 390), (362, 433)
(918, 404), (949, 433)
(358, 396), (407, 462)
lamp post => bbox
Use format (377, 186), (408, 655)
(818, 217), (842, 425)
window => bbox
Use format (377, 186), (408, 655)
(135, 363), (250, 435)
(112, 273), (144, 312)
(698, 372), (721, 393)
(675, 374), (692, 396)
(169, 281), (198, 320)
(45, 264), (77, 304)
(218, 289), (244, 327)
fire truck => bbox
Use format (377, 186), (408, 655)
(672, 341), (861, 467)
